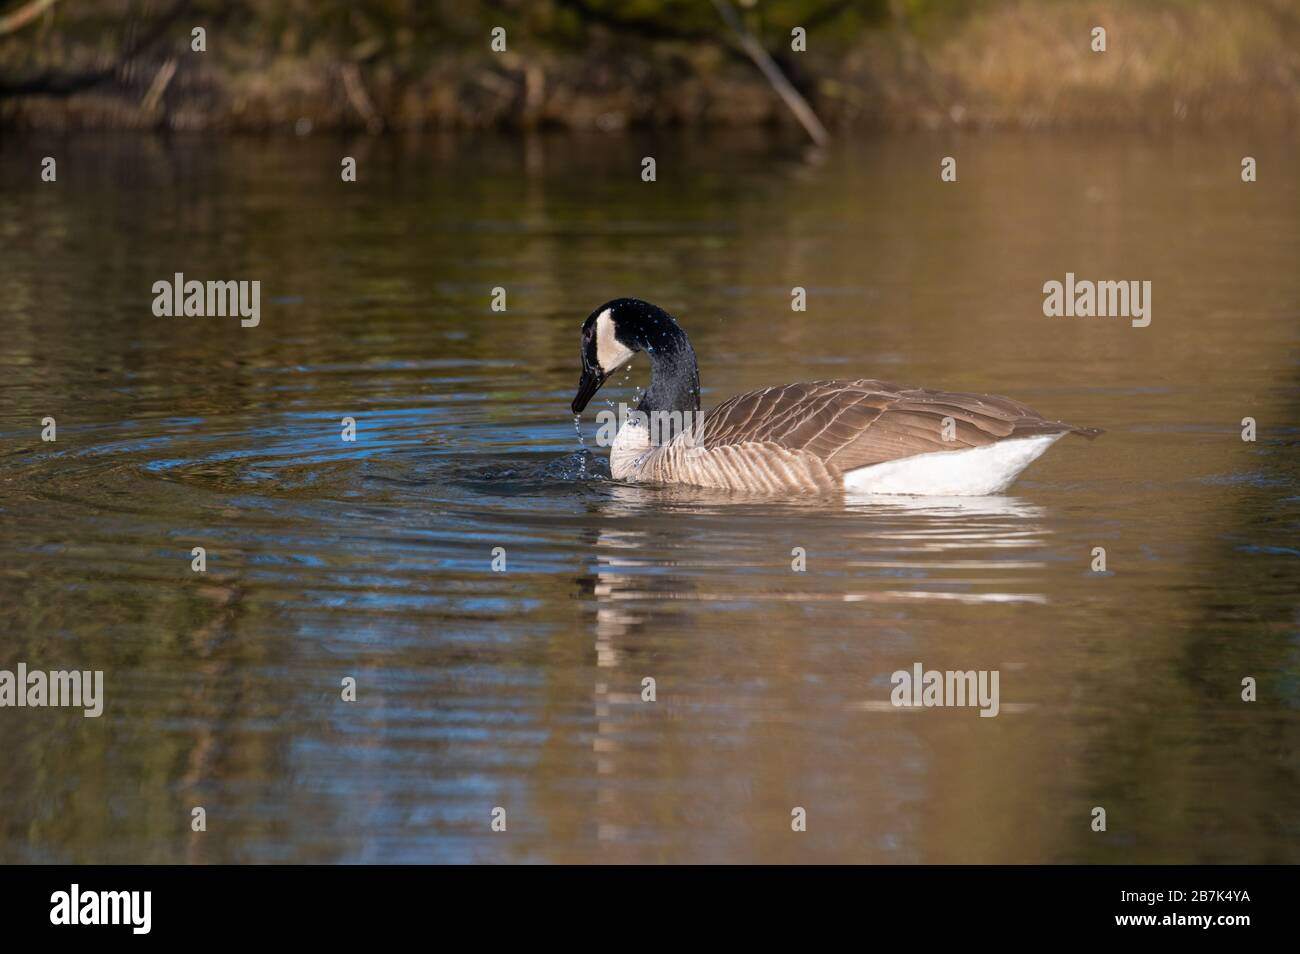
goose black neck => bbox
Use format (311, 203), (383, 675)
(637, 335), (700, 416)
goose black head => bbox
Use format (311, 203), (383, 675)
(571, 298), (696, 415)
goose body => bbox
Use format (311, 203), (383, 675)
(572, 299), (1099, 496)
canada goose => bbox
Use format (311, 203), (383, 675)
(570, 298), (1100, 495)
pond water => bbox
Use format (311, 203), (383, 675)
(0, 130), (1296, 862)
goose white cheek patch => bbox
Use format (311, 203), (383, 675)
(595, 309), (634, 373)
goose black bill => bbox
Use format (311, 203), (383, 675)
(571, 367), (606, 414)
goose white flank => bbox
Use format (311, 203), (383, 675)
(570, 298), (1101, 495)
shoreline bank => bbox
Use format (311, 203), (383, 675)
(2, 1), (1298, 133)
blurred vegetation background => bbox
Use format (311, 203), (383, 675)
(2, 0), (1299, 131)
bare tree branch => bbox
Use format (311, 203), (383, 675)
(709, 0), (829, 146)
(0, 0), (61, 37)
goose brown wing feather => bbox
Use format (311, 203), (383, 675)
(697, 379), (1099, 473)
